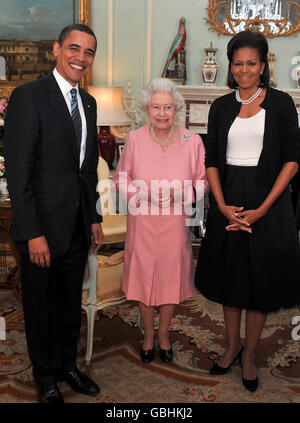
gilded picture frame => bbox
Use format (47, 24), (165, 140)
(206, 0), (300, 38)
(0, 0), (91, 99)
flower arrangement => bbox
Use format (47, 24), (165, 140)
(0, 99), (7, 126)
(0, 156), (5, 177)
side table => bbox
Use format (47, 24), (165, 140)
(0, 196), (20, 293)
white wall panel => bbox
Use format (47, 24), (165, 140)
(91, 0), (300, 93)
(91, 0), (108, 86)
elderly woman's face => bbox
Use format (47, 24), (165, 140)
(231, 47), (265, 90)
(147, 91), (176, 131)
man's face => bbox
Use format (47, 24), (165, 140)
(53, 29), (96, 86)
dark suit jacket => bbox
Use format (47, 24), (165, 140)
(205, 86), (300, 188)
(4, 73), (102, 258)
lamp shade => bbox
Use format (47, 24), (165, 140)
(88, 86), (131, 126)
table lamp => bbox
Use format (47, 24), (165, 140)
(88, 86), (131, 169)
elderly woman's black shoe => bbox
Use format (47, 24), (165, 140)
(159, 347), (174, 363)
(140, 348), (154, 363)
(209, 347), (244, 375)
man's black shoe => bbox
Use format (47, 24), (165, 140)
(59, 368), (100, 396)
(36, 381), (64, 403)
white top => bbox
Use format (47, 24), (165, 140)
(53, 68), (87, 168)
(226, 109), (265, 166)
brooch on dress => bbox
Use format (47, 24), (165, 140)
(182, 133), (191, 142)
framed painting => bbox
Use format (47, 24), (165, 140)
(0, 0), (91, 99)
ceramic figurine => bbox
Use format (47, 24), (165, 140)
(161, 17), (187, 84)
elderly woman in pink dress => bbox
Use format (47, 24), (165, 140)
(114, 78), (207, 363)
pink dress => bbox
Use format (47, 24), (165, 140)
(113, 125), (207, 306)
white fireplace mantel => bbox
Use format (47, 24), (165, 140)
(177, 85), (300, 134)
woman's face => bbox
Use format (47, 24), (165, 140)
(231, 47), (265, 90)
(147, 91), (176, 131)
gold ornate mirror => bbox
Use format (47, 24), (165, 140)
(206, 0), (300, 38)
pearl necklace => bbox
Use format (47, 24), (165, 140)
(236, 87), (262, 105)
(150, 125), (175, 146)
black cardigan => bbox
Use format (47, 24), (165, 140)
(205, 86), (300, 188)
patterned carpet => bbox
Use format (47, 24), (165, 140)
(0, 287), (300, 404)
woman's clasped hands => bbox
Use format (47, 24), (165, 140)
(220, 205), (265, 233)
(150, 187), (183, 208)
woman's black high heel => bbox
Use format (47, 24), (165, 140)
(140, 348), (154, 363)
(159, 347), (173, 363)
(209, 347), (244, 375)
(238, 352), (258, 392)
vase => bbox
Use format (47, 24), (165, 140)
(98, 126), (116, 170)
(0, 177), (8, 196)
(201, 42), (219, 86)
(296, 61), (300, 89)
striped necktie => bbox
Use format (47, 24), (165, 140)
(70, 88), (82, 149)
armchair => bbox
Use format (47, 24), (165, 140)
(82, 251), (126, 365)
(97, 156), (127, 244)
(81, 157), (127, 365)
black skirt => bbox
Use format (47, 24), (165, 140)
(195, 165), (300, 313)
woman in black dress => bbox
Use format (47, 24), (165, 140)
(195, 30), (300, 392)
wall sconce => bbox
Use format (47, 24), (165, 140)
(88, 86), (131, 169)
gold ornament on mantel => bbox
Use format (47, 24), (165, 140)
(205, 0), (300, 39)
(268, 53), (277, 88)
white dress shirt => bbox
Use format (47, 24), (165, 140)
(53, 68), (87, 168)
(226, 109), (265, 166)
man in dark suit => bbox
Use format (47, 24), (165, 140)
(4, 24), (103, 403)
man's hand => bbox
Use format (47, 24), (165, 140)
(90, 223), (104, 253)
(28, 236), (51, 268)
